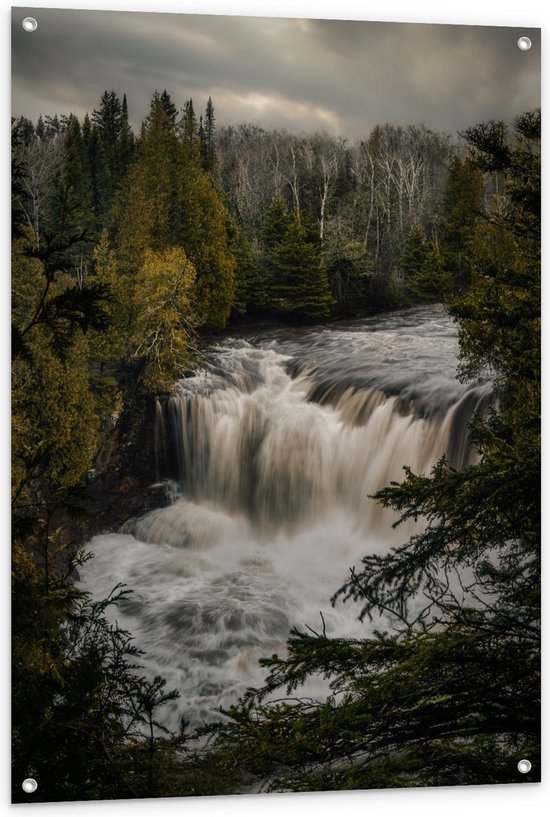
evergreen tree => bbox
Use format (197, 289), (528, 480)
(400, 224), (428, 281)
(324, 238), (373, 312)
(12, 156), (182, 802)
(129, 247), (196, 391)
(85, 121), (110, 231)
(159, 89), (178, 128)
(48, 113), (93, 245)
(181, 99), (198, 146)
(198, 115), (206, 169)
(227, 216), (267, 313)
(440, 155), (484, 290)
(44, 114), (62, 139)
(92, 90), (123, 177)
(176, 173), (236, 328)
(91, 89), (133, 223)
(114, 92), (179, 276)
(263, 196), (293, 251)
(35, 114), (45, 141)
(410, 240), (452, 302)
(203, 96), (216, 172)
(11, 121), (30, 241)
(17, 116), (35, 146)
(115, 91), (235, 332)
(119, 93), (135, 174)
(12, 544), (183, 802)
(269, 214), (334, 319)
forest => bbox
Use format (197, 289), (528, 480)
(11, 89), (540, 800)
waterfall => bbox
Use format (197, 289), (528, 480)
(80, 305), (492, 728)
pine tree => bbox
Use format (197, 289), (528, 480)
(156, 89), (176, 128)
(198, 115), (206, 168)
(48, 114), (93, 255)
(114, 91), (235, 332)
(324, 237), (372, 311)
(440, 155), (484, 290)
(128, 247), (196, 391)
(35, 114), (45, 141)
(92, 91), (123, 174)
(44, 114), (61, 139)
(91, 90), (133, 222)
(269, 214), (334, 319)
(400, 224), (428, 280)
(115, 92), (178, 270)
(85, 121), (110, 230)
(17, 116), (35, 146)
(119, 93), (135, 175)
(181, 99), (198, 145)
(227, 216), (267, 313)
(263, 196), (293, 252)
(410, 240), (451, 302)
(204, 96), (216, 172)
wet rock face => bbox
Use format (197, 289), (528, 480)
(83, 380), (170, 538)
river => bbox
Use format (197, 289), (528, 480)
(79, 304), (491, 728)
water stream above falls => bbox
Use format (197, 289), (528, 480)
(79, 305), (492, 727)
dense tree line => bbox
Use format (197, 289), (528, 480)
(11, 90), (539, 799)
(14, 89), (491, 338)
(217, 123), (450, 309)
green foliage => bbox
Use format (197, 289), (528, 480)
(410, 241), (452, 302)
(400, 224), (454, 304)
(227, 216), (268, 313)
(263, 200), (334, 319)
(12, 542), (183, 802)
(262, 196), (293, 253)
(90, 89), (135, 226)
(12, 336), (102, 506)
(12, 231), (111, 363)
(12, 120), (32, 240)
(48, 114), (93, 245)
(272, 217), (334, 319)
(177, 170), (236, 329)
(439, 155), (484, 290)
(400, 224), (428, 281)
(323, 236), (373, 312)
(203, 96), (216, 172)
(115, 91), (235, 330)
(11, 228), (119, 514)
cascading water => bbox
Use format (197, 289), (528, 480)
(79, 305), (492, 728)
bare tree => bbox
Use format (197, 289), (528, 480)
(15, 136), (65, 246)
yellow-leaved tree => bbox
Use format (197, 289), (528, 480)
(129, 247), (196, 391)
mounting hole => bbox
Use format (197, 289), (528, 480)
(22, 17), (38, 32)
(517, 36), (532, 51)
(22, 778), (38, 794)
(517, 759), (532, 774)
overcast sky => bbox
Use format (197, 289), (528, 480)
(12, 7), (540, 138)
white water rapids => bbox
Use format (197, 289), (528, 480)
(79, 305), (491, 728)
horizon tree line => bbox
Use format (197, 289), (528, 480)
(13, 87), (489, 333)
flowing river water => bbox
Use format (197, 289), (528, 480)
(79, 304), (491, 728)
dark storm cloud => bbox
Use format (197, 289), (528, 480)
(12, 7), (540, 137)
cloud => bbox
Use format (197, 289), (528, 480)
(12, 8), (540, 138)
